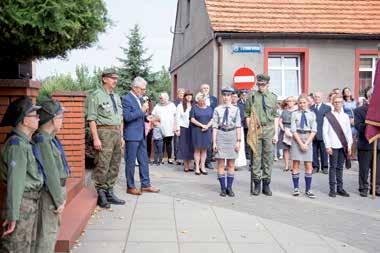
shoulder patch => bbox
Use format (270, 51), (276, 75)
(33, 134), (44, 143)
(9, 137), (19, 145)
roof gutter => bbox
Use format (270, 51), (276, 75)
(214, 32), (380, 40)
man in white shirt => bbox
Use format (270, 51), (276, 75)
(323, 94), (352, 198)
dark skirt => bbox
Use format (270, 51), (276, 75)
(191, 125), (211, 149)
(177, 127), (194, 160)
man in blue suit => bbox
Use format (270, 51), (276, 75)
(122, 76), (160, 195)
(311, 92), (331, 174)
(200, 83), (218, 169)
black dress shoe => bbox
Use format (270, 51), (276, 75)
(106, 189), (126, 205)
(226, 188), (235, 197)
(329, 190), (336, 197)
(322, 169), (328, 174)
(205, 163), (214, 169)
(195, 171), (201, 175)
(359, 191), (368, 197)
(200, 169), (208, 175)
(337, 189), (350, 197)
(220, 189), (227, 197)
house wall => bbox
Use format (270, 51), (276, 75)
(220, 38), (378, 98)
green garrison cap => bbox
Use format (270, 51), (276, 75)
(101, 68), (118, 78)
(0, 96), (41, 127)
(37, 99), (64, 125)
(256, 74), (270, 85)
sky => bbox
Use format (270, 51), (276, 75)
(36, 0), (178, 79)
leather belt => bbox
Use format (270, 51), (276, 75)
(218, 127), (236, 132)
(297, 130), (311, 134)
(97, 125), (120, 130)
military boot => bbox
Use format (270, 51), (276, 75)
(262, 179), (272, 196)
(97, 189), (111, 208)
(252, 180), (261, 196)
(106, 189), (126, 205)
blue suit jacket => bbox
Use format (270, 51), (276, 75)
(209, 95), (218, 111)
(311, 103), (331, 141)
(122, 92), (145, 141)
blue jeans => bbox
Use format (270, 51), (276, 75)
(153, 139), (163, 164)
(125, 140), (151, 189)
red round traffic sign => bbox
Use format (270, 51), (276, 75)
(233, 67), (256, 90)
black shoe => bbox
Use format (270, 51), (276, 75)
(97, 189), (111, 208)
(200, 169), (208, 175)
(359, 191), (368, 197)
(220, 189), (227, 197)
(105, 189), (126, 205)
(226, 188), (235, 197)
(262, 179), (272, 196)
(322, 169), (328, 174)
(312, 168), (319, 174)
(329, 190), (336, 198)
(369, 190), (380, 196)
(337, 189), (350, 197)
(205, 163), (214, 169)
(195, 171), (201, 175)
(252, 180), (261, 196)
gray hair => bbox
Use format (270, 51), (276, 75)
(195, 92), (207, 102)
(132, 76), (147, 88)
(159, 92), (169, 101)
(177, 88), (185, 93)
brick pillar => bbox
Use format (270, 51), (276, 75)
(52, 91), (86, 179)
(0, 79), (41, 225)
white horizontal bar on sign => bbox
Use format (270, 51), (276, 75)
(234, 76), (255, 83)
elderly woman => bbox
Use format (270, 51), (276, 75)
(190, 92), (213, 175)
(152, 92), (177, 164)
(213, 87), (241, 197)
(290, 95), (317, 198)
(176, 90), (194, 172)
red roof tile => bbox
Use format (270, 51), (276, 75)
(204, 0), (380, 35)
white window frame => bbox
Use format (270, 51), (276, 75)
(359, 55), (377, 87)
(268, 55), (302, 100)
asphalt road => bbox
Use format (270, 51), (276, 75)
(128, 160), (380, 253)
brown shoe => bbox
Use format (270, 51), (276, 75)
(127, 188), (142, 195)
(141, 186), (160, 193)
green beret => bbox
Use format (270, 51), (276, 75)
(101, 68), (118, 78)
(0, 96), (41, 127)
(256, 74), (270, 85)
(37, 99), (64, 125)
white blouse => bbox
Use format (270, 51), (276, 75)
(152, 102), (177, 137)
(176, 103), (191, 129)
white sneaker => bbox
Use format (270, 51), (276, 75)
(293, 188), (300, 196)
(305, 191), (316, 199)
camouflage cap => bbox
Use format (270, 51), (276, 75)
(256, 74), (270, 85)
(101, 68), (118, 78)
(0, 96), (41, 127)
(37, 98), (64, 125)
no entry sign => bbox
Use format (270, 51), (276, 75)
(233, 67), (256, 90)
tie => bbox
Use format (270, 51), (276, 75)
(109, 94), (118, 114)
(32, 144), (47, 183)
(262, 94), (266, 113)
(52, 137), (71, 176)
(222, 106), (229, 126)
(300, 111), (308, 129)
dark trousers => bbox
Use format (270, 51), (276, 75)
(153, 139), (164, 164)
(358, 149), (380, 192)
(163, 136), (173, 159)
(146, 129), (153, 159)
(173, 135), (179, 160)
(244, 128), (251, 160)
(313, 140), (328, 170)
(329, 148), (345, 191)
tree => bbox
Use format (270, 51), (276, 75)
(0, 0), (109, 61)
(117, 24), (153, 94)
(148, 66), (172, 103)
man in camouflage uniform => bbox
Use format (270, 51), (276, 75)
(246, 74), (278, 196)
(86, 69), (125, 208)
(0, 96), (44, 253)
(33, 99), (70, 253)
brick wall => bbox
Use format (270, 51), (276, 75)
(52, 91), (87, 179)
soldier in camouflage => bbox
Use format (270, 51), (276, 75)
(0, 96), (44, 253)
(86, 69), (125, 208)
(33, 99), (70, 253)
(246, 74), (279, 196)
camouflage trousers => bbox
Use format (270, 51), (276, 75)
(0, 191), (40, 253)
(251, 125), (275, 180)
(35, 190), (64, 253)
(93, 128), (122, 190)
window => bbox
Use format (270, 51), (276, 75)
(359, 56), (377, 96)
(268, 55), (301, 100)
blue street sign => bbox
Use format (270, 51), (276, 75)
(232, 43), (262, 53)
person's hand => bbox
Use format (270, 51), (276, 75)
(301, 143), (309, 152)
(326, 148), (333, 155)
(2, 220), (16, 237)
(272, 136), (278, 144)
(348, 149), (352, 156)
(146, 115), (154, 122)
(175, 130), (180, 136)
(213, 143), (218, 152)
(93, 137), (102, 151)
(142, 103), (149, 113)
(234, 142), (240, 152)
(54, 201), (66, 214)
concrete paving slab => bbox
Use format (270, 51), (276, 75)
(231, 243), (286, 253)
(71, 241), (125, 253)
(128, 229), (177, 242)
(321, 236), (368, 253)
(125, 242), (178, 253)
(131, 218), (176, 230)
(224, 229), (276, 243)
(180, 242), (231, 253)
(79, 229), (127, 242)
(177, 228), (227, 242)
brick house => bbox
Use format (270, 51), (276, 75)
(170, 0), (380, 100)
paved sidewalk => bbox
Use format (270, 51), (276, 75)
(72, 188), (366, 253)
